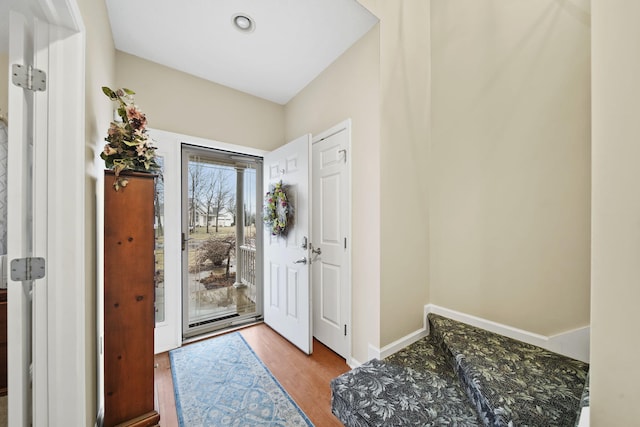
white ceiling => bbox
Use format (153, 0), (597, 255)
(106, 0), (378, 105)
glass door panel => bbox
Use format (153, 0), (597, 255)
(182, 145), (261, 338)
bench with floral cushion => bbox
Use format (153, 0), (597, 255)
(331, 313), (589, 427)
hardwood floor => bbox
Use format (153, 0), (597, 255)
(154, 323), (350, 426)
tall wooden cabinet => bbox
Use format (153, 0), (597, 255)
(104, 171), (159, 427)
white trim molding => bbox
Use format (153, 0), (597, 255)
(577, 406), (590, 427)
(380, 327), (429, 359)
(8, 3), (87, 425)
(46, 20), (87, 427)
(348, 357), (363, 369)
(425, 305), (590, 363)
(362, 306), (431, 366)
(546, 325), (591, 363)
(362, 305), (590, 367)
(150, 128), (268, 159)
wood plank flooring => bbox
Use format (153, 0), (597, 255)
(154, 323), (350, 426)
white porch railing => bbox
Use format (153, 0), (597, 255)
(239, 245), (256, 302)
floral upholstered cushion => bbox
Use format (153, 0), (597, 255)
(331, 358), (481, 426)
(385, 334), (455, 379)
(428, 314), (589, 427)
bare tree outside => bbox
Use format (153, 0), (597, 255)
(212, 167), (232, 233)
(154, 158), (164, 236)
(154, 157), (165, 323)
(196, 164), (235, 233)
(202, 170), (217, 234)
(184, 151), (259, 333)
(227, 194), (237, 227)
(188, 161), (205, 230)
(243, 168), (258, 247)
(197, 235), (236, 279)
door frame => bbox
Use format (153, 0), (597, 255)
(149, 129), (266, 351)
(8, 0), (86, 424)
(311, 119), (353, 362)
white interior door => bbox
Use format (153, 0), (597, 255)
(7, 9), (48, 425)
(311, 122), (351, 360)
(4, 1), (85, 424)
(263, 134), (312, 354)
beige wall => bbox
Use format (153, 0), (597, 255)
(76, 3), (596, 419)
(77, 0), (117, 423)
(358, 0), (431, 347)
(591, 1), (640, 423)
(116, 51), (285, 151)
(429, 0), (591, 335)
(285, 26), (381, 362)
(0, 53), (7, 118)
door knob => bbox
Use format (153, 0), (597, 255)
(294, 257), (307, 265)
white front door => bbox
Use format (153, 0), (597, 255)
(311, 122), (351, 360)
(263, 134), (312, 354)
(151, 133), (182, 353)
(150, 129), (268, 352)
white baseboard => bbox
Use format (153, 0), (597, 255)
(547, 325), (591, 363)
(365, 328), (430, 362)
(367, 344), (380, 362)
(425, 304), (590, 363)
(577, 406), (590, 427)
(347, 357), (362, 369)
(360, 304), (590, 368)
(379, 327), (428, 360)
(364, 307), (430, 365)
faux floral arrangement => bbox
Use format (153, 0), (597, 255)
(100, 87), (160, 190)
(263, 181), (289, 236)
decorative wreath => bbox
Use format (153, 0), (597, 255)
(263, 181), (290, 236)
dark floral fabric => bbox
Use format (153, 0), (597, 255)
(580, 371), (590, 408)
(428, 314), (589, 427)
(385, 334), (454, 378)
(331, 358), (481, 426)
(331, 314), (589, 427)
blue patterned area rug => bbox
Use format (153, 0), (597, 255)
(170, 332), (314, 427)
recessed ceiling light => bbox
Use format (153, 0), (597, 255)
(232, 13), (255, 33)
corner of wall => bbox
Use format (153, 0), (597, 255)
(364, 305), (431, 364)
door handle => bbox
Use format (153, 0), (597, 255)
(310, 243), (321, 255)
(181, 232), (193, 251)
(294, 257), (307, 265)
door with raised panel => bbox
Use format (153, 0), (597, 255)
(311, 124), (351, 360)
(263, 134), (312, 354)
